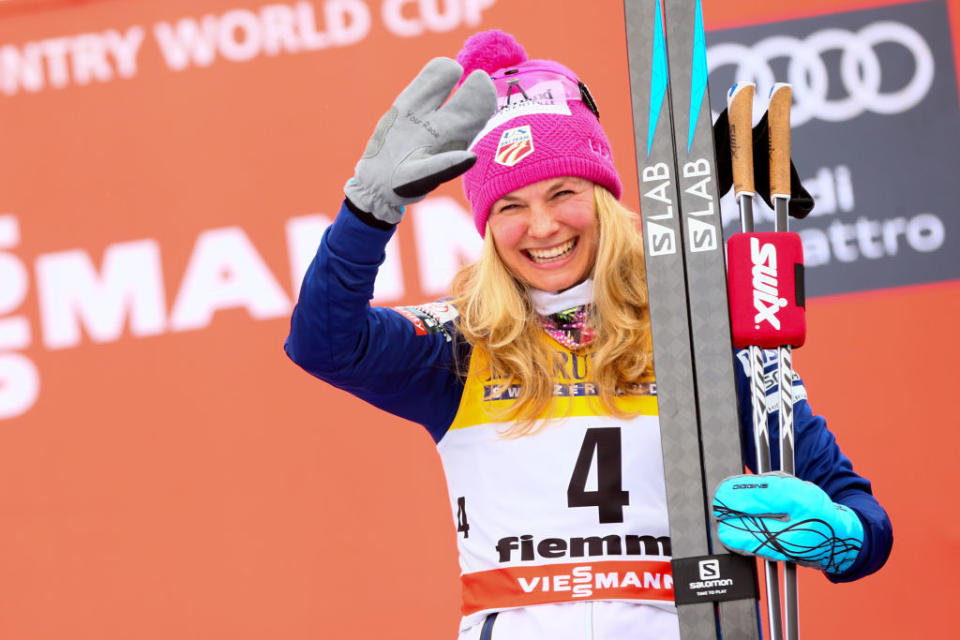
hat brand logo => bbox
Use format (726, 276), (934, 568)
(495, 126), (535, 167)
(588, 138), (611, 161)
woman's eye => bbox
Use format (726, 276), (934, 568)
(553, 190), (574, 199)
(498, 203), (519, 213)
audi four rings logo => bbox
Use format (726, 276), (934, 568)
(707, 20), (935, 126)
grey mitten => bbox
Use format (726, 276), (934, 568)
(345, 57), (497, 224)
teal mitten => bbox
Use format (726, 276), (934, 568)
(713, 473), (864, 574)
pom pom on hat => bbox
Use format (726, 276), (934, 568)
(456, 30), (527, 77)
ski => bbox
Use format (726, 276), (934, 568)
(623, 1), (761, 638)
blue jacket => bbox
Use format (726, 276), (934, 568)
(285, 201), (892, 583)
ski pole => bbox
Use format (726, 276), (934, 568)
(768, 82), (800, 640)
(726, 81), (784, 640)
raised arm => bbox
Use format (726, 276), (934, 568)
(286, 202), (466, 440)
(285, 57), (496, 441)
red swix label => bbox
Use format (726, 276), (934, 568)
(728, 232), (806, 348)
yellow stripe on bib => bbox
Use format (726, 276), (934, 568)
(450, 338), (659, 431)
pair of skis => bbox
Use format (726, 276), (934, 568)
(623, 1), (805, 638)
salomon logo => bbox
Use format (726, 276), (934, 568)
(751, 237), (787, 330)
(646, 220), (676, 256)
(689, 559), (734, 590)
(682, 159), (718, 253)
(641, 162), (677, 257)
(698, 559), (720, 580)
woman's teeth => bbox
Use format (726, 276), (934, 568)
(525, 238), (577, 263)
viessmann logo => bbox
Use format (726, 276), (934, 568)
(708, 20), (934, 125)
(516, 564), (673, 599)
(461, 559), (676, 613)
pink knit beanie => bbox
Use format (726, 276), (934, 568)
(457, 30), (622, 237)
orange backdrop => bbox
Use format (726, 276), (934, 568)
(0, 0), (956, 638)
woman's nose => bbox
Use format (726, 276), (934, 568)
(526, 204), (558, 237)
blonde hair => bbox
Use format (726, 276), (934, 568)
(450, 185), (654, 436)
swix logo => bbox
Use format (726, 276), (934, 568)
(751, 237), (788, 330)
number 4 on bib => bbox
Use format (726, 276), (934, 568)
(456, 496), (470, 538)
(567, 427), (630, 524)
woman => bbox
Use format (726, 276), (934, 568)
(286, 31), (891, 640)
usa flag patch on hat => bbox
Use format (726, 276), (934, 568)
(495, 126), (534, 167)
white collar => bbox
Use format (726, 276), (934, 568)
(528, 279), (595, 315)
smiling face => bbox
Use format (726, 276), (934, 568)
(487, 177), (599, 293)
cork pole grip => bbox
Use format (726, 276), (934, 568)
(768, 83), (792, 199)
(726, 82), (755, 197)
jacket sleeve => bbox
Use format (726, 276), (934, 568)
(734, 349), (893, 582)
(284, 201), (467, 442)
